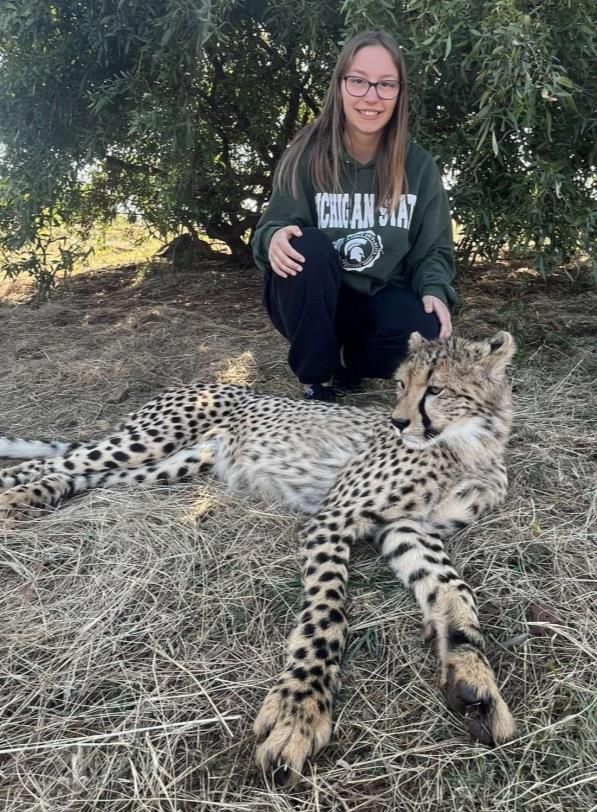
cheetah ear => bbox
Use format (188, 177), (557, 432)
(485, 331), (516, 371)
(408, 331), (426, 353)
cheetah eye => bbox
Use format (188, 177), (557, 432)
(426, 385), (443, 396)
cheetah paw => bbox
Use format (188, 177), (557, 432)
(443, 649), (516, 746)
(254, 684), (332, 787)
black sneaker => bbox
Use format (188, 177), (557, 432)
(333, 366), (362, 392)
(303, 383), (339, 403)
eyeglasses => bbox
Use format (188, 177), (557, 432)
(343, 75), (401, 100)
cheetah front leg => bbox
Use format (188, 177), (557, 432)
(378, 518), (516, 746)
(254, 509), (369, 786)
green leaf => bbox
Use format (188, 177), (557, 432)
(444, 32), (452, 59)
(556, 74), (574, 89)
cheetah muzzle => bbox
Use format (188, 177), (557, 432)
(0, 331), (518, 786)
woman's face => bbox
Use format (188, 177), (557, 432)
(341, 45), (400, 144)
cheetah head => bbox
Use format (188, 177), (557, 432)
(391, 331), (516, 451)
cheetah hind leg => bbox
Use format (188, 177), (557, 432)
(0, 442), (216, 530)
(0, 436), (82, 492)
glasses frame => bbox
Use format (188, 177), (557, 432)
(342, 75), (401, 100)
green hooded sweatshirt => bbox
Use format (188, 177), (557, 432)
(252, 140), (457, 307)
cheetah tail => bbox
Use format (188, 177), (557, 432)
(0, 436), (80, 460)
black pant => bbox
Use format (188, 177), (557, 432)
(263, 227), (440, 384)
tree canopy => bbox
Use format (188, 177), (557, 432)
(1, 0), (595, 286)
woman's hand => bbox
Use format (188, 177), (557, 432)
(268, 226), (305, 278)
(422, 295), (452, 339)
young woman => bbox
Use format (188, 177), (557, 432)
(252, 30), (457, 402)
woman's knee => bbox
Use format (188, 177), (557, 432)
(290, 227), (340, 270)
(370, 288), (440, 340)
(409, 310), (440, 340)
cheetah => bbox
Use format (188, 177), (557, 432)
(0, 331), (517, 784)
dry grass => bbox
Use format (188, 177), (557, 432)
(0, 255), (596, 811)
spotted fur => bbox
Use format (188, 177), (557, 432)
(0, 331), (517, 785)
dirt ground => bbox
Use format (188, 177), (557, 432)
(0, 258), (595, 811)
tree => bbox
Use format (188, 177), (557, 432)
(0, 0), (595, 288)
(0, 0), (342, 269)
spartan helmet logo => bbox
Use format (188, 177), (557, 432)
(333, 230), (383, 273)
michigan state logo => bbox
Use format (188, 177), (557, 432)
(333, 230), (383, 273)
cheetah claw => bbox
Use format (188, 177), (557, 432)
(444, 650), (516, 746)
(254, 684), (332, 787)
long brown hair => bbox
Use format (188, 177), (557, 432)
(273, 30), (409, 213)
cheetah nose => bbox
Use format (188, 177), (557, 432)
(391, 417), (410, 432)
